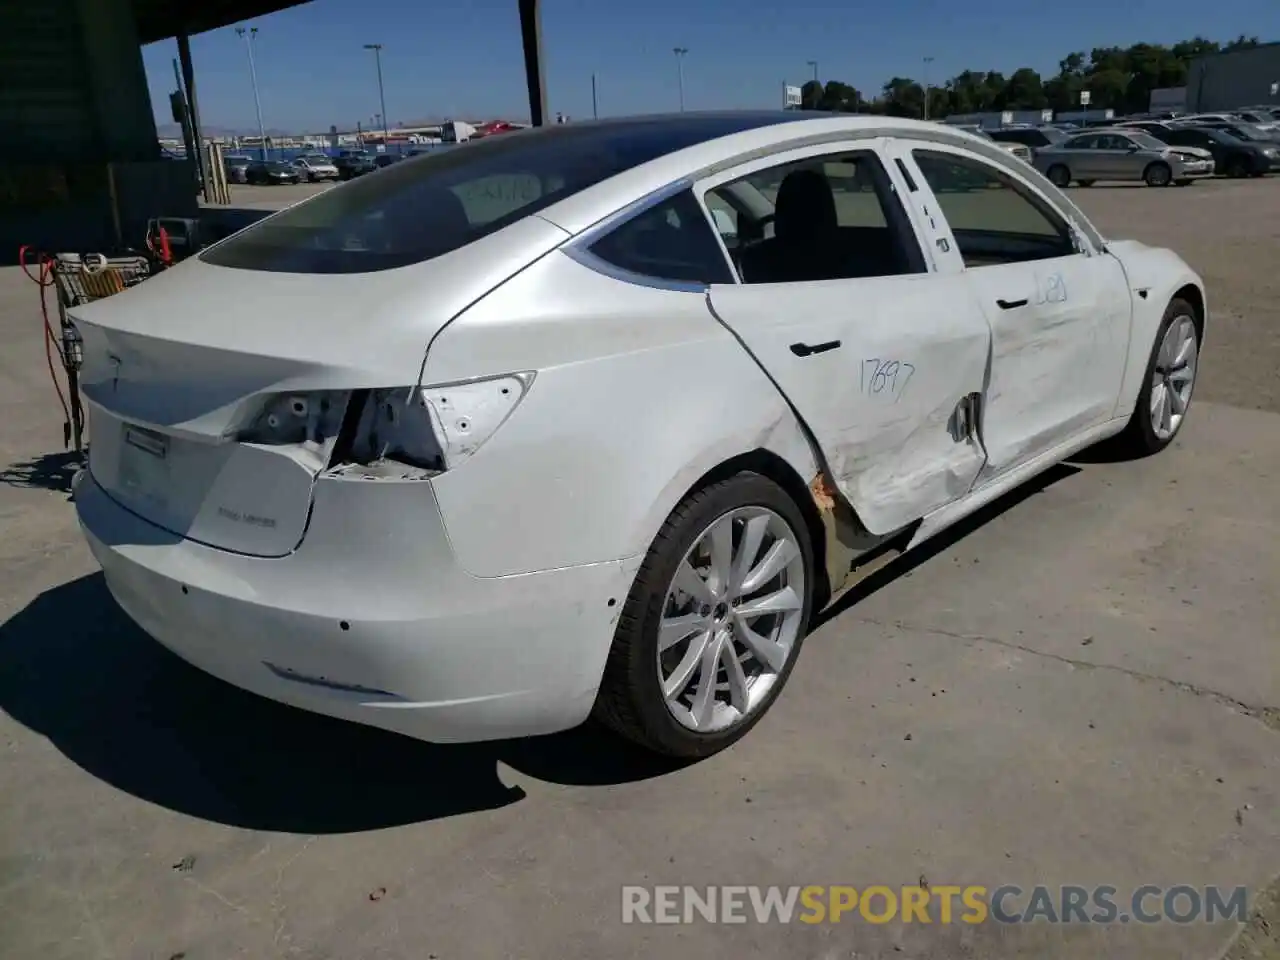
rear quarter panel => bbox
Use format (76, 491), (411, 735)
(1105, 239), (1207, 420)
(420, 250), (822, 578)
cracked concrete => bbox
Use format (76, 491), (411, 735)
(2, 180), (1279, 959)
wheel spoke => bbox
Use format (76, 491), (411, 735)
(734, 617), (787, 672)
(1168, 363), (1194, 387)
(688, 633), (725, 729)
(663, 629), (711, 699)
(723, 643), (750, 713)
(1168, 382), (1187, 416)
(1157, 331), (1175, 371)
(705, 516), (734, 597)
(730, 513), (769, 594)
(1172, 332), (1195, 369)
(1149, 381), (1165, 425)
(659, 612), (709, 653)
(1159, 384), (1174, 434)
(737, 586), (802, 619)
(739, 537), (800, 596)
(673, 559), (714, 604)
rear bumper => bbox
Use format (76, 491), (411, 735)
(74, 470), (640, 743)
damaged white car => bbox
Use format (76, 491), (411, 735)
(72, 113), (1205, 758)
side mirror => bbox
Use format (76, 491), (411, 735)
(1127, 145), (1140, 153)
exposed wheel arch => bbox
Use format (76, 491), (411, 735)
(1174, 282), (1205, 341)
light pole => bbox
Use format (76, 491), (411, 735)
(922, 55), (934, 121)
(807, 60), (819, 84)
(363, 43), (388, 144)
(235, 26), (268, 160)
(673, 47), (688, 112)
(591, 73), (599, 119)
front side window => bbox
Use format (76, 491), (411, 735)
(586, 189), (735, 287)
(912, 150), (1075, 267)
(201, 114), (795, 274)
(705, 149), (925, 284)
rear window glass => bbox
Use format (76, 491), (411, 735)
(200, 114), (799, 274)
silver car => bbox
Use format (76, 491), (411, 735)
(291, 154), (340, 181)
(1034, 129), (1215, 187)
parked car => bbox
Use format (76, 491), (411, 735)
(373, 153), (402, 169)
(1159, 126), (1275, 177)
(291, 154), (340, 181)
(69, 113), (1206, 759)
(223, 156), (253, 183)
(952, 125), (1032, 163)
(1113, 120), (1175, 136)
(1195, 120), (1280, 146)
(987, 126), (1067, 158)
(245, 160), (301, 185)
(334, 152), (377, 180)
(1033, 128), (1215, 187)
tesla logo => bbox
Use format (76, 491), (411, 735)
(108, 354), (122, 391)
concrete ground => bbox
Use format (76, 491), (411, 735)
(1, 176), (1278, 960)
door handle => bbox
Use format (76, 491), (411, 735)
(996, 298), (1028, 310)
(790, 340), (841, 357)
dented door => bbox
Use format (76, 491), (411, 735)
(706, 274), (991, 536)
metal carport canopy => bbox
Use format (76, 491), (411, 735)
(130, 0), (549, 125)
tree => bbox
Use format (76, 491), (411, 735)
(828, 34), (1271, 120)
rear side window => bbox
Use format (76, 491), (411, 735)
(587, 190), (735, 286)
(200, 114), (799, 274)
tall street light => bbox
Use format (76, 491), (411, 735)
(807, 60), (819, 84)
(235, 26), (268, 160)
(364, 43), (388, 144)
(673, 47), (689, 112)
(922, 55), (935, 121)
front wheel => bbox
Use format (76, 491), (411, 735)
(1226, 156), (1251, 178)
(1046, 164), (1071, 188)
(1112, 298), (1201, 458)
(1144, 162), (1172, 187)
(594, 472), (815, 758)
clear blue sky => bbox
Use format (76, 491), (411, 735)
(141, 0), (1280, 132)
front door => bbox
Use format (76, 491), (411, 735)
(696, 140), (991, 536)
(899, 142), (1131, 477)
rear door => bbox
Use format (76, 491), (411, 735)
(695, 139), (992, 536)
(894, 141), (1131, 477)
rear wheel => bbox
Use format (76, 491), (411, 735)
(1226, 156), (1251, 178)
(594, 472), (815, 758)
(1112, 298), (1200, 458)
(1143, 162), (1172, 187)
(1046, 165), (1071, 188)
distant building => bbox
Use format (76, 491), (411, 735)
(1187, 43), (1280, 112)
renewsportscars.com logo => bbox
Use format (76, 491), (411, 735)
(621, 885), (1249, 925)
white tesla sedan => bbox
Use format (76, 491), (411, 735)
(71, 113), (1205, 758)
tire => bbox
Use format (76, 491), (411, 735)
(593, 472), (816, 758)
(1046, 165), (1071, 188)
(1077, 179), (1095, 187)
(1226, 156), (1250, 178)
(1143, 162), (1172, 187)
(1111, 297), (1201, 458)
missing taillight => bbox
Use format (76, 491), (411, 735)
(326, 372), (535, 478)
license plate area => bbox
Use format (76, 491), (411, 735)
(119, 424), (171, 509)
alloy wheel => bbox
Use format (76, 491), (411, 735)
(1149, 314), (1198, 441)
(656, 506), (807, 733)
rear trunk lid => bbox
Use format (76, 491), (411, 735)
(74, 214), (567, 557)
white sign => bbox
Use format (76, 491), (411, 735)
(1079, 90), (1092, 106)
(783, 84), (803, 108)
(1271, 82), (1279, 96)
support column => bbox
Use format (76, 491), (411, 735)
(177, 33), (209, 192)
(518, 0), (548, 126)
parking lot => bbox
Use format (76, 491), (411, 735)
(1, 176), (1278, 960)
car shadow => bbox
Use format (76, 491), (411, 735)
(0, 462), (1080, 834)
(0, 450), (82, 494)
(0, 573), (684, 834)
